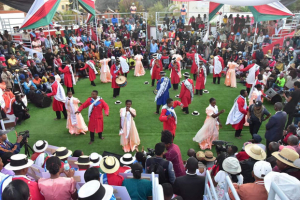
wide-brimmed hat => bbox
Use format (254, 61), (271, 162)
(265, 67), (270, 71)
(245, 144), (266, 160)
(78, 180), (113, 200)
(115, 100), (122, 105)
(160, 71), (166, 75)
(89, 153), (102, 167)
(120, 153), (136, 165)
(203, 90), (209, 94)
(196, 151), (205, 161)
(272, 148), (299, 168)
(100, 156), (120, 174)
(75, 156), (93, 165)
(264, 172), (300, 200)
(144, 81), (149, 84)
(222, 157), (241, 175)
(53, 147), (72, 160)
(204, 151), (216, 162)
(175, 94), (179, 98)
(33, 140), (48, 153)
(253, 161), (272, 179)
(192, 111), (199, 116)
(4, 154), (33, 171)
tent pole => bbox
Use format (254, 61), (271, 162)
(48, 25), (53, 53)
(95, 16), (99, 46)
(252, 22), (257, 54)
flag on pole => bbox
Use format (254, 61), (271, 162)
(87, 13), (95, 24)
(78, 0), (95, 15)
(20, 0), (61, 30)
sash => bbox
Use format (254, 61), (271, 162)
(52, 81), (66, 103)
(246, 64), (259, 85)
(226, 96), (247, 125)
(67, 65), (76, 85)
(198, 65), (207, 84)
(120, 107), (132, 139)
(65, 97), (77, 125)
(88, 96), (101, 120)
(87, 60), (98, 75)
(120, 56), (129, 73)
(162, 104), (177, 124)
(150, 58), (156, 76)
(155, 77), (169, 102)
(214, 56), (222, 74)
(183, 79), (194, 101)
(102, 59), (108, 73)
(34, 152), (48, 168)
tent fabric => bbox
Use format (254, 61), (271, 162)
(78, 0), (95, 15)
(87, 13), (95, 24)
(0, 0), (34, 13)
(205, 0), (280, 6)
(20, 0), (61, 30)
(209, 2), (223, 21)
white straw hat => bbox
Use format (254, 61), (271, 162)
(100, 156), (120, 174)
(78, 180), (113, 200)
(120, 153), (136, 165)
(89, 153), (102, 167)
(4, 154), (33, 171)
(53, 147), (72, 160)
(33, 140), (48, 153)
(75, 155), (93, 165)
(245, 144), (266, 161)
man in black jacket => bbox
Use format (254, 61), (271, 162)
(173, 157), (205, 200)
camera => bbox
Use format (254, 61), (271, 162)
(18, 130), (30, 144)
(212, 140), (233, 154)
(146, 148), (155, 157)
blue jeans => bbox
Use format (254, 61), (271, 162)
(272, 83), (283, 93)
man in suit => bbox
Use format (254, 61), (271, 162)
(173, 157), (205, 200)
(265, 102), (287, 157)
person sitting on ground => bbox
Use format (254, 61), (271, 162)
(272, 73), (285, 93)
(173, 157), (205, 200)
(229, 161), (272, 200)
(145, 142), (176, 184)
(2, 179), (30, 200)
(12, 95), (29, 125)
(122, 163), (152, 200)
(38, 156), (77, 200)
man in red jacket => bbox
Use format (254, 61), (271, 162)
(45, 76), (67, 120)
(159, 98), (183, 139)
(58, 59), (76, 94)
(168, 58), (181, 90)
(212, 54), (225, 84)
(179, 72), (194, 114)
(186, 51), (207, 81)
(80, 58), (98, 86)
(76, 90), (109, 144)
(240, 59), (260, 94)
(111, 59), (121, 98)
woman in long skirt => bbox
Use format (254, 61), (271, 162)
(65, 91), (88, 135)
(100, 58), (112, 83)
(134, 54), (145, 76)
(193, 98), (225, 150)
(119, 100), (140, 152)
(225, 60), (238, 88)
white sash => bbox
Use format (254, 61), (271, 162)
(246, 64), (259, 85)
(150, 58), (156, 76)
(214, 56), (222, 74)
(120, 56), (129, 73)
(155, 77), (169, 102)
(65, 97), (77, 125)
(162, 104), (177, 124)
(87, 60), (98, 75)
(120, 107), (132, 139)
(198, 65), (207, 84)
(26, 81), (32, 88)
(184, 79), (194, 101)
(88, 96), (101, 120)
(226, 96), (247, 125)
(52, 81), (66, 103)
(67, 65), (76, 85)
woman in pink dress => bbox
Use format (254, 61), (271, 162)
(65, 91), (88, 135)
(119, 100), (140, 152)
(225, 60), (238, 88)
(193, 98), (225, 150)
(100, 58), (112, 83)
(38, 156), (77, 200)
(134, 54), (145, 76)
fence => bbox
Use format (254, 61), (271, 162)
(204, 170), (218, 199)
(268, 182), (289, 200)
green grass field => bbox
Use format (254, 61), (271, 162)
(10, 69), (275, 160)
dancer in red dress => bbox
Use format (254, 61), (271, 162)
(76, 90), (109, 144)
(195, 60), (207, 96)
(150, 53), (168, 87)
(111, 59), (121, 98)
(168, 58), (181, 90)
(80, 57), (98, 86)
(58, 59), (76, 94)
(45, 76), (67, 120)
(159, 98), (183, 139)
(186, 51), (207, 80)
(179, 72), (194, 114)
(212, 54), (225, 84)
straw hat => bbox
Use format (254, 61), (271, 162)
(245, 144), (266, 161)
(272, 148), (299, 168)
(144, 81), (149, 85)
(196, 151), (205, 161)
(204, 151), (216, 162)
(33, 140), (48, 153)
(192, 111), (200, 116)
(4, 154), (33, 171)
(175, 94), (179, 98)
(89, 153), (102, 167)
(114, 100), (122, 105)
(78, 180), (113, 200)
(100, 156), (120, 174)
(53, 147), (72, 160)
(183, 72), (190, 77)
(75, 155), (93, 165)
(120, 153), (136, 165)
(222, 157), (241, 175)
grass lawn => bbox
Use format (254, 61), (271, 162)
(10, 69), (276, 160)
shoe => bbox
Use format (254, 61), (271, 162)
(89, 141), (93, 144)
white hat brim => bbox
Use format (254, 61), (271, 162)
(33, 141), (49, 153)
(5, 159), (34, 171)
(120, 157), (136, 165)
(114, 102), (122, 105)
(103, 184), (114, 200)
(192, 112), (200, 116)
(100, 158), (120, 174)
(54, 150), (72, 160)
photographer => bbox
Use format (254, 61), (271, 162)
(145, 142), (175, 184)
(12, 95), (30, 125)
(0, 130), (23, 156)
(283, 81), (300, 129)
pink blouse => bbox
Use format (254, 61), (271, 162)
(38, 177), (76, 200)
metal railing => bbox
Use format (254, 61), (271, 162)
(267, 182), (289, 200)
(204, 170), (218, 199)
(224, 175), (240, 200)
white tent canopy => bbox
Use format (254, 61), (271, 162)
(205, 0), (280, 6)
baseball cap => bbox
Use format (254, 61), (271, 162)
(254, 101), (262, 107)
(253, 161), (272, 179)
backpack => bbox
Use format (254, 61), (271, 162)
(148, 162), (167, 184)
